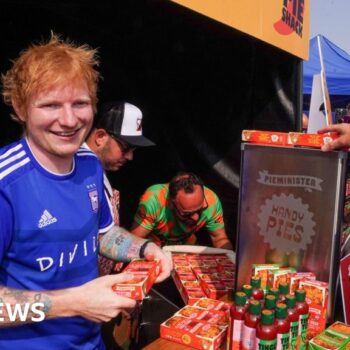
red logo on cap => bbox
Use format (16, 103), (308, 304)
(136, 118), (142, 131)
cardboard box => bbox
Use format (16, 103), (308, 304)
(308, 322), (350, 350)
(160, 315), (227, 350)
(185, 289), (208, 305)
(328, 322), (350, 337)
(216, 262), (235, 273)
(171, 252), (235, 303)
(200, 281), (228, 300)
(309, 330), (350, 350)
(289, 272), (316, 294)
(174, 260), (191, 267)
(193, 298), (232, 315)
(288, 132), (339, 148)
(176, 306), (228, 328)
(172, 270), (206, 305)
(251, 263), (280, 292)
(112, 259), (160, 300)
(219, 271), (235, 281)
(176, 273), (198, 282)
(241, 130), (289, 146)
(192, 267), (219, 276)
(299, 280), (329, 308)
(241, 129), (340, 149)
(267, 267), (296, 289)
(299, 280), (329, 339)
(174, 266), (194, 274)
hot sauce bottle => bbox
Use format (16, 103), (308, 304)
(267, 288), (280, 300)
(228, 291), (247, 350)
(251, 276), (264, 302)
(278, 283), (289, 303)
(274, 303), (290, 350)
(285, 294), (298, 350)
(255, 309), (277, 350)
(242, 284), (253, 305)
(295, 289), (309, 350)
(242, 300), (261, 350)
(264, 295), (277, 315)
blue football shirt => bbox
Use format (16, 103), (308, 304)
(0, 138), (113, 349)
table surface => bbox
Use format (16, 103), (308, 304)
(142, 338), (195, 350)
(143, 337), (226, 350)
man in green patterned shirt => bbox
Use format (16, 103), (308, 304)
(130, 172), (233, 249)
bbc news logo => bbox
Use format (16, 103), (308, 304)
(0, 303), (45, 322)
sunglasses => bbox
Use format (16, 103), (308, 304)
(109, 134), (136, 154)
(172, 195), (208, 219)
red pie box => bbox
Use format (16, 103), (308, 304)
(289, 272), (316, 294)
(200, 281), (228, 299)
(197, 273), (221, 283)
(193, 298), (232, 315)
(160, 315), (227, 350)
(192, 267), (219, 277)
(172, 270), (206, 305)
(288, 132), (339, 148)
(112, 259), (160, 300)
(216, 262), (235, 273)
(174, 266), (193, 274)
(242, 130), (289, 146)
(176, 305), (228, 328)
(267, 267), (296, 289)
(185, 289), (208, 305)
(299, 279), (329, 340)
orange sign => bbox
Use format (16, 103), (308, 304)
(171, 0), (309, 59)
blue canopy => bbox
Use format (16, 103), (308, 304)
(303, 35), (350, 97)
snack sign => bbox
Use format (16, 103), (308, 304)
(237, 144), (346, 322)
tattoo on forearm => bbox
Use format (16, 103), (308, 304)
(0, 287), (51, 326)
(34, 293), (52, 314)
(99, 226), (145, 261)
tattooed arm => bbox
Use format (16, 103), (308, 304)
(98, 226), (148, 262)
(0, 273), (136, 327)
(0, 286), (52, 327)
(99, 225), (172, 282)
(0, 227), (169, 328)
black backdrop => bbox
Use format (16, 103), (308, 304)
(0, 0), (302, 248)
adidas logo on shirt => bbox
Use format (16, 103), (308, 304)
(38, 210), (58, 228)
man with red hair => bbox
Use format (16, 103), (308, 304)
(0, 34), (171, 349)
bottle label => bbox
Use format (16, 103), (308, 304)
(289, 321), (299, 350)
(298, 313), (309, 350)
(232, 319), (244, 350)
(276, 332), (289, 350)
(242, 324), (256, 350)
(255, 337), (277, 350)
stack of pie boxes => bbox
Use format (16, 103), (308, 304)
(160, 298), (232, 350)
(241, 129), (339, 148)
(172, 253), (235, 305)
(252, 264), (329, 340)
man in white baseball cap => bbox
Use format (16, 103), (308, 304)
(84, 101), (155, 349)
(86, 101), (155, 172)
(85, 101), (155, 265)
